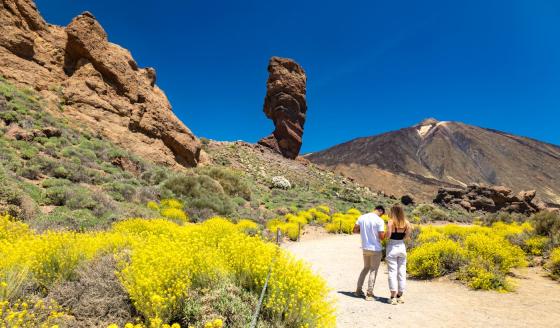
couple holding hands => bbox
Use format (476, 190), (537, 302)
(354, 205), (411, 305)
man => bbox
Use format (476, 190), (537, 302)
(353, 205), (386, 301)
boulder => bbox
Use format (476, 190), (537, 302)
(517, 190), (536, 202)
(5, 124), (33, 141)
(434, 183), (544, 215)
(258, 57), (307, 159)
(41, 126), (62, 138)
(0, 0), (201, 167)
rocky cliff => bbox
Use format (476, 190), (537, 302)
(0, 0), (201, 167)
(258, 57), (307, 159)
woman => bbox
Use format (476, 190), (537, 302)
(385, 205), (412, 305)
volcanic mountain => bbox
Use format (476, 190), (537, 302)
(305, 119), (560, 205)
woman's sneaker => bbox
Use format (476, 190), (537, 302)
(390, 297), (398, 305)
(397, 296), (405, 304)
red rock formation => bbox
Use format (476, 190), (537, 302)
(434, 184), (547, 214)
(0, 0), (201, 167)
(258, 57), (307, 159)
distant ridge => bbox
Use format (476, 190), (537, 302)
(305, 119), (560, 205)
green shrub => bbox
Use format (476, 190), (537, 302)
(36, 207), (101, 231)
(199, 167), (251, 200)
(140, 167), (169, 185)
(532, 211), (560, 246)
(44, 186), (67, 206)
(65, 187), (97, 210)
(19, 181), (43, 203)
(164, 174), (223, 198)
(103, 181), (137, 202)
(41, 178), (71, 188)
(482, 212), (527, 225)
(53, 166), (69, 179)
(163, 174), (236, 215)
(181, 280), (258, 328)
(18, 164), (41, 180)
(412, 204), (448, 222)
(188, 194), (235, 216)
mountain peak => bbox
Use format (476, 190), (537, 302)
(417, 118), (440, 126)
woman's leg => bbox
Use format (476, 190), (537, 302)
(397, 252), (407, 297)
(386, 247), (398, 299)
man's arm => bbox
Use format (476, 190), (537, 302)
(378, 230), (386, 240)
(353, 224), (360, 234)
(378, 220), (386, 240)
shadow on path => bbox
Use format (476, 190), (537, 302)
(337, 291), (390, 304)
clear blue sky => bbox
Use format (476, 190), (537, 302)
(36, 0), (560, 152)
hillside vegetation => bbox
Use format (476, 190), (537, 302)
(0, 78), (397, 231)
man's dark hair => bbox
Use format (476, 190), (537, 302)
(374, 205), (385, 215)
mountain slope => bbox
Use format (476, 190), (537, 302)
(306, 119), (560, 205)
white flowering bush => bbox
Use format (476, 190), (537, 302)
(271, 176), (291, 190)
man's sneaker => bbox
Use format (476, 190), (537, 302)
(390, 297), (398, 305)
(397, 296), (405, 304)
(354, 290), (365, 298)
(365, 293), (374, 301)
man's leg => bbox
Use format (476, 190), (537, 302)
(356, 251), (373, 294)
(366, 251), (382, 295)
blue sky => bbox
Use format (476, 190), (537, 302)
(36, 0), (560, 152)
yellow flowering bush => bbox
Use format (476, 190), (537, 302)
(522, 236), (550, 256)
(117, 218), (334, 326)
(316, 205), (330, 214)
(266, 207), (335, 240)
(160, 199), (183, 209)
(547, 247), (560, 280)
(408, 239), (467, 278)
(146, 198), (189, 224)
(147, 201), (160, 211)
(150, 199), (190, 224)
(0, 214), (335, 327)
(203, 318), (223, 328)
(325, 209), (361, 234)
(159, 208), (188, 223)
(235, 219), (259, 235)
(0, 298), (65, 328)
(408, 223), (529, 291)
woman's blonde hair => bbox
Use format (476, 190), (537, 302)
(389, 205), (408, 229)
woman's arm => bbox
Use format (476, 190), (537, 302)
(385, 220), (392, 240)
(405, 222), (413, 240)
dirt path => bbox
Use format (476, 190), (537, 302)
(285, 234), (560, 328)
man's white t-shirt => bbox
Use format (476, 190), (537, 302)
(356, 213), (385, 251)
